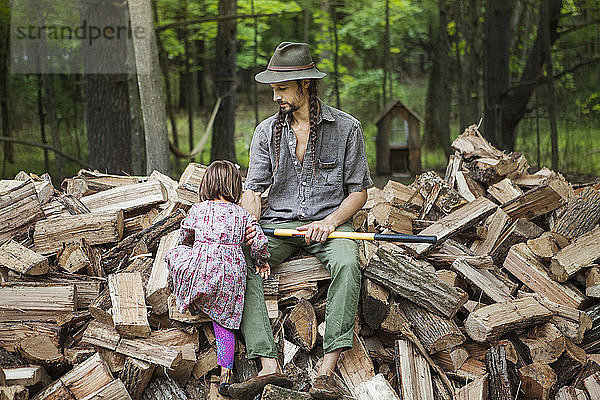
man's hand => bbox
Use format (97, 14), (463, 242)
(256, 262), (271, 279)
(297, 219), (336, 244)
(244, 219), (258, 246)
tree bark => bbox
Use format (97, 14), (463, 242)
(211, 0), (237, 162)
(540, 1), (559, 170)
(128, 0), (171, 174)
(424, 0), (452, 156)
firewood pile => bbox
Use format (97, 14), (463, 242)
(1, 124), (600, 400)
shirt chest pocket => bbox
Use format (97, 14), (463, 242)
(316, 158), (342, 186)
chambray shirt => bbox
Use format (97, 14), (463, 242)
(244, 101), (373, 223)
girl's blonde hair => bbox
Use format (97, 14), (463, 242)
(198, 160), (243, 203)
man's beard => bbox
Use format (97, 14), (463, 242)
(278, 101), (299, 114)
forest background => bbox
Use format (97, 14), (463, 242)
(0, 0), (599, 185)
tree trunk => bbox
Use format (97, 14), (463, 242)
(540, 2), (559, 170)
(483, 0), (513, 149)
(424, 0), (452, 157)
(211, 0), (237, 162)
(45, 74), (65, 178)
(484, 0), (562, 151)
(37, 75), (50, 172)
(0, 15), (13, 166)
(82, 0), (132, 175)
(128, 0), (171, 174)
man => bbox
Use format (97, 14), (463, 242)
(229, 42), (372, 400)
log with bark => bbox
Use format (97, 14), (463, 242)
(0, 240), (48, 276)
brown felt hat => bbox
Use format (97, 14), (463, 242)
(255, 42), (326, 84)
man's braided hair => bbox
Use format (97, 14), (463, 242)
(272, 79), (319, 177)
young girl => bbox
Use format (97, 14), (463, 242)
(165, 160), (270, 395)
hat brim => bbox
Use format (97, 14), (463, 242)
(255, 68), (326, 84)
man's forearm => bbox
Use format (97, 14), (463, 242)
(323, 190), (367, 227)
(241, 190), (262, 219)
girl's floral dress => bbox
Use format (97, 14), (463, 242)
(165, 201), (269, 329)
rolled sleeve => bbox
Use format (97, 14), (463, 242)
(344, 122), (373, 194)
(244, 122), (273, 193)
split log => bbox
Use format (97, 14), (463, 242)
(73, 170), (144, 191)
(338, 332), (376, 396)
(537, 297), (591, 345)
(380, 301), (410, 335)
(140, 377), (188, 400)
(123, 208), (160, 237)
(365, 244), (468, 319)
(149, 331), (196, 382)
(109, 272), (150, 338)
(79, 180), (167, 214)
(353, 374), (400, 400)
(490, 218), (544, 263)
(31, 379), (75, 400)
(518, 362), (556, 400)
(97, 348), (126, 374)
(361, 278), (390, 330)
(470, 209), (511, 257)
(583, 371), (600, 399)
(435, 270), (458, 287)
(101, 209), (185, 273)
(371, 203), (416, 234)
(17, 334), (63, 365)
(526, 231), (561, 260)
(552, 186), (600, 241)
(394, 339), (434, 400)
(56, 243), (90, 273)
(487, 178), (524, 204)
(193, 346), (217, 379)
(59, 353), (114, 399)
(146, 231), (179, 315)
(381, 180), (423, 209)
(519, 323), (566, 364)
(82, 320), (121, 351)
(399, 300), (465, 353)
(402, 196), (497, 255)
(119, 357), (155, 400)
(445, 153), (462, 188)
(2, 366), (49, 388)
(79, 379), (132, 400)
(168, 295), (210, 324)
(0, 322), (62, 352)
(0, 283), (76, 323)
(116, 338), (182, 369)
(550, 340), (587, 388)
(550, 226), (600, 282)
(33, 211), (124, 255)
(0, 180), (44, 242)
(22, 272), (105, 310)
(284, 299), (316, 351)
(272, 256), (330, 291)
(503, 243), (586, 309)
(430, 346), (469, 372)
(282, 339), (300, 367)
(587, 266), (600, 298)
(89, 288), (113, 327)
(501, 180), (568, 220)
(485, 345), (518, 400)
(0, 240), (48, 276)
(451, 259), (513, 303)
(456, 170), (485, 201)
(149, 170), (178, 205)
(414, 171), (466, 216)
(464, 297), (552, 343)
(554, 386), (588, 400)
(176, 162), (206, 205)
(452, 357), (487, 381)
(0, 385), (28, 400)
(455, 374), (487, 400)
(260, 384), (312, 400)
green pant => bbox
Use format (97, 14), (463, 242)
(240, 221), (361, 358)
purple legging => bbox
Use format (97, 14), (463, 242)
(213, 321), (235, 369)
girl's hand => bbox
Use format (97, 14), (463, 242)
(256, 262), (271, 279)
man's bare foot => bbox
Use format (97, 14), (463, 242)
(316, 348), (343, 377)
(257, 357), (279, 376)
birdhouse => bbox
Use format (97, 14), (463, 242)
(375, 100), (423, 175)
